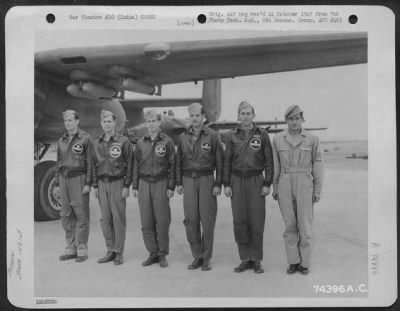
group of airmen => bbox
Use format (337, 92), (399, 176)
(54, 101), (323, 275)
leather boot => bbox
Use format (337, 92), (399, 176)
(97, 251), (116, 264)
(188, 258), (203, 270)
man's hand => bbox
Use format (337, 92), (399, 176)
(224, 186), (232, 198)
(132, 190), (139, 198)
(272, 190), (278, 201)
(54, 186), (60, 199)
(94, 188), (98, 198)
(313, 194), (320, 203)
(122, 187), (129, 199)
(82, 185), (91, 194)
(212, 186), (221, 196)
(176, 185), (184, 195)
(167, 189), (174, 198)
(261, 186), (270, 197)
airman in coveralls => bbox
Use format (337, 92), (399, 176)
(54, 110), (92, 262)
(92, 110), (133, 265)
(272, 105), (323, 275)
(132, 110), (175, 268)
(176, 103), (223, 271)
(223, 101), (274, 274)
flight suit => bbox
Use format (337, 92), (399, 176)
(272, 129), (323, 268)
(132, 132), (175, 257)
(223, 125), (274, 261)
(55, 129), (92, 257)
(176, 125), (223, 261)
(92, 133), (133, 256)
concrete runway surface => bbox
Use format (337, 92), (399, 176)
(35, 142), (368, 298)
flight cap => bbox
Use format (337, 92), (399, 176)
(62, 109), (78, 119)
(188, 103), (203, 114)
(144, 109), (161, 120)
(284, 105), (303, 120)
(101, 109), (115, 120)
(238, 101), (254, 113)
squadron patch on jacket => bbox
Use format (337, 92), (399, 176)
(249, 137), (262, 151)
(72, 143), (84, 154)
(201, 141), (211, 151)
(155, 144), (166, 157)
(110, 145), (122, 158)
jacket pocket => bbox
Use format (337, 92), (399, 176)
(278, 148), (290, 164)
(299, 146), (312, 166)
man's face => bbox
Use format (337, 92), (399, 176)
(238, 107), (255, 126)
(101, 116), (116, 133)
(287, 114), (304, 131)
(64, 115), (79, 132)
(189, 108), (204, 128)
(145, 116), (161, 133)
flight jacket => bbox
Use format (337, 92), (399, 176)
(92, 132), (133, 188)
(223, 124), (274, 187)
(54, 128), (92, 187)
(132, 132), (175, 191)
(176, 125), (223, 187)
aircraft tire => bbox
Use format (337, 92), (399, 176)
(34, 161), (61, 221)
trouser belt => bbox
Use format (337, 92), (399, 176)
(62, 170), (85, 178)
(140, 175), (168, 183)
(283, 168), (309, 173)
(232, 170), (262, 178)
(183, 170), (214, 178)
(99, 175), (124, 183)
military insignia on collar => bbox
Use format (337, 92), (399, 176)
(110, 145), (122, 158)
(201, 141), (211, 151)
(155, 144), (167, 157)
(72, 143), (84, 154)
(249, 137), (261, 151)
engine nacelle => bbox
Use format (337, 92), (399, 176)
(66, 84), (96, 99)
(67, 82), (116, 99)
(122, 78), (155, 95)
(81, 82), (116, 98)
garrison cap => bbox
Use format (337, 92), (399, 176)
(144, 109), (161, 120)
(284, 105), (303, 120)
(188, 103), (203, 114)
(238, 101), (254, 113)
(62, 109), (78, 119)
(100, 109), (115, 120)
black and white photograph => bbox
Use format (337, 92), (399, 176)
(6, 5), (396, 308)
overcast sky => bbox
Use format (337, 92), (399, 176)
(36, 30), (367, 141)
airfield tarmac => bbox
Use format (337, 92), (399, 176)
(34, 140), (368, 299)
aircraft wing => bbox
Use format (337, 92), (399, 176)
(35, 32), (367, 88)
(208, 120), (287, 130)
(209, 121), (327, 134)
(266, 127), (328, 133)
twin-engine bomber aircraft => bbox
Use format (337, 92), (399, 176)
(34, 32), (367, 221)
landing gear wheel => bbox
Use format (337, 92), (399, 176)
(34, 161), (61, 221)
